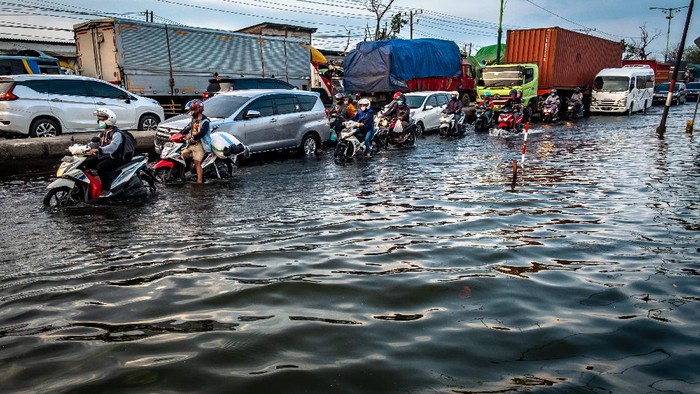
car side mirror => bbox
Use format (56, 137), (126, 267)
(243, 110), (261, 119)
(425, 105), (434, 110)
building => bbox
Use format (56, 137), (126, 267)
(236, 22), (316, 44)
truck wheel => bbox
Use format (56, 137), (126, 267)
(138, 114), (160, 131)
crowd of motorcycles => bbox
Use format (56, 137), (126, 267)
(42, 96), (586, 211)
(43, 132), (250, 211)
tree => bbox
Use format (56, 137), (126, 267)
(365, 0), (397, 40)
(376, 12), (407, 40)
(683, 45), (700, 64)
(627, 24), (661, 60)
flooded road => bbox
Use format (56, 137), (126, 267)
(1, 105), (699, 393)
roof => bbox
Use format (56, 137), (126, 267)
(236, 22), (317, 34)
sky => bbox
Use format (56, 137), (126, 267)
(1, 0), (698, 60)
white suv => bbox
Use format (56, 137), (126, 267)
(0, 74), (164, 137)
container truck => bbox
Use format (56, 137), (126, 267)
(476, 27), (623, 118)
(342, 38), (473, 108)
(74, 18), (311, 115)
(622, 59), (671, 85)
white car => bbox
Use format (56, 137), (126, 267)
(0, 74), (164, 137)
(403, 91), (451, 135)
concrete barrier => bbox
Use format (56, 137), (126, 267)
(0, 131), (155, 160)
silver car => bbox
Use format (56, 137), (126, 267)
(0, 74), (164, 137)
(155, 90), (329, 156)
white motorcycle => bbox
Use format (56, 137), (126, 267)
(333, 120), (380, 161)
(43, 142), (157, 210)
(439, 112), (466, 137)
(151, 132), (249, 184)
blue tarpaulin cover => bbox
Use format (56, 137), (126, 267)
(343, 38), (462, 93)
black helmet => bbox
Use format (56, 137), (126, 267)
(397, 94), (406, 102)
(551, 89), (558, 95)
(509, 89), (518, 97)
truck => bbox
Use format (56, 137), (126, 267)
(73, 18), (311, 115)
(476, 27), (623, 117)
(342, 38), (473, 108)
(622, 59), (671, 85)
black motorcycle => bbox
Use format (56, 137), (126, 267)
(566, 99), (584, 120)
(374, 117), (416, 149)
(473, 105), (494, 132)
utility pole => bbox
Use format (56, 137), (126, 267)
(496, 0), (504, 64)
(657, 0), (694, 135)
(407, 9), (422, 40)
(650, 5), (688, 62)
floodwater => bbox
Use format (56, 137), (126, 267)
(1, 105), (699, 393)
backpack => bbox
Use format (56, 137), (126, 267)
(118, 130), (137, 161)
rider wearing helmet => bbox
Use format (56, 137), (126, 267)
(442, 91), (464, 133)
(329, 93), (349, 137)
(503, 89), (524, 129)
(569, 87), (584, 117)
(352, 98), (375, 156)
(86, 108), (131, 195)
(343, 94), (356, 118)
(544, 88), (561, 119)
(383, 92), (410, 128)
(479, 91), (495, 122)
(177, 99), (212, 183)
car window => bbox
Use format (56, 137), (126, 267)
(273, 94), (300, 114)
(203, 95), (250, 118)
(436, 94), (449, 106)
(296, 95), (318, 111)
(426, 95), (438, 108)
(87, 81), (127, 99)
(49, 79), (90, 96)
(0, 60), (26, 75)
(236, 96), (274, 120)
(18, 80), (50, 93)
(687, 83), (700, 89)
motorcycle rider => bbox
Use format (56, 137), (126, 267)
(544, 89), (561, 119)
(329, 92), (348, 136)
(177, 99), (212, 184)
(569, 87), (584, 117)
(503, 89), (523, 131)
(478, 91), (495, 124)
(343, 94), (356, 119)
(442, 91), (463, 133)
(383, 92), (411, 131)
(85, 108), (133, 196)
(352, 98), (375, 156)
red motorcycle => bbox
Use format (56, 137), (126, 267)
(497, 106), (524, 133)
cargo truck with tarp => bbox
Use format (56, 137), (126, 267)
(342, 38), (471, 107)
(476, 27), (623, 118)
(73, 18), (311, 115)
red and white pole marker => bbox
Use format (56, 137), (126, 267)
(520, 122), (529, 164)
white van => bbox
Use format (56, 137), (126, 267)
(590, 65), (654, 115)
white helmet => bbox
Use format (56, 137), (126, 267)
(94, 108), (117, 126)
(451, 91), (458, 98)
(358, 98), (370, 106)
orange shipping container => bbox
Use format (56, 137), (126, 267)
(505, 27), (623, 93)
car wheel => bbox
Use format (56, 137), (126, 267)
(138, 114), (160, 131)
(414, 122), (424, 138)
(300, 134), (319, 156)
(29, 118), (60, 138)
(628, 103), (634, 116)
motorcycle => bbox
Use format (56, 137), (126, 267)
(334, 120), (381, 161)
(438, 112), (466, 137)
(496, 106), (524, 133)
(566, 99), (584, 120)
(43, 142), (157, 210)
(541, 101), (560, 122)
(373, 116), (417, 148)
(473, 105), (493, 132)
(152, 132), (249, 184)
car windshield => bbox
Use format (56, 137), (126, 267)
(594, 76), (629, 92)
(202, 95), (251, 118)
(405, 95), (426, 109)
(656, 83), (671, 93)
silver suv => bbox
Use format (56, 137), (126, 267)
(155, 90), (329, 156)
(0, 74), (164, 137)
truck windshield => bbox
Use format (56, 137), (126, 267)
(594, 76), (629, 92)
(481, 69), (523, 88)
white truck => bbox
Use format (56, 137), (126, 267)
(73, 18), (311, 114)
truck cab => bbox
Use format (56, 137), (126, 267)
(476, 64), (539, 111)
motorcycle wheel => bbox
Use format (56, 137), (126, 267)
(405, 130), (416, 146)
(439, 126), (448, 138)
(370, 139), (381, 155)
(334, 141), (353, 161)
(154, 167), (177, 185)
(43, 186), (79, 210)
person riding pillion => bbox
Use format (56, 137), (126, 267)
(443, 91), (464, 129)
(352, 98), (375, 156)
(177, 99), (212, 184)
(86, 108), (135, 196)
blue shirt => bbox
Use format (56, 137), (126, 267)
(353, 108), (375, 135)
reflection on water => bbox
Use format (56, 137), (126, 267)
(1, 106), (699, 392)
